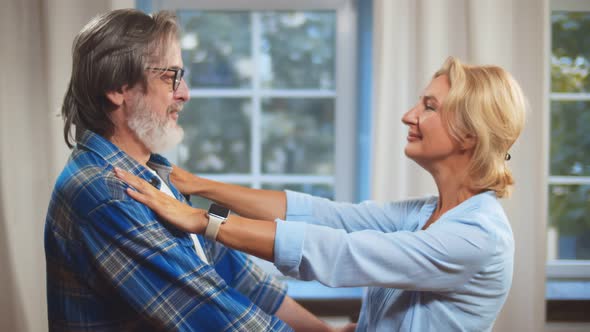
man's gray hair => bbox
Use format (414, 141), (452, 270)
(62, 9), (179, 148)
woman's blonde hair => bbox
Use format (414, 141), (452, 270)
(434, 57), (527, 198)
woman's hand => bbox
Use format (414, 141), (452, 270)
(114, 167), (206, 234)
(169, 164), (200, 195)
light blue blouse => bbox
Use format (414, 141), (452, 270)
(274, 191), (514, 332)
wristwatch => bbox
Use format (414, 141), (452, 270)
(204, 203), (230, 240)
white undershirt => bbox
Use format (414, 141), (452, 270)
(148, 169), (209, 264)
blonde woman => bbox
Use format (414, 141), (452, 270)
(115, 56), (527, 332)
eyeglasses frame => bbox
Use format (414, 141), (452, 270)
(146, 67), (185, 92)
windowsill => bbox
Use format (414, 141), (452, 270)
(546, 280), (590, 322)
(546, 280), (590, 300)
(286, 280), (590, 322)
(286, 280), (363, 319)
(287, 280), (363, 300)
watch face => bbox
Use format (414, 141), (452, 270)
(208, 203), (230, 219)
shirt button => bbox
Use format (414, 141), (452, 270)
(149, 177), (159, 187)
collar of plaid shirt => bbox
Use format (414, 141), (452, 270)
(78, 129), (177, 194)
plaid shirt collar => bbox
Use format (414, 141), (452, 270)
(77, 130), (176, 194)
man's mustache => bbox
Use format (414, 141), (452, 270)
(168, 103), (184, 113)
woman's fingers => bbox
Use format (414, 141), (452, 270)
(125, 187), (150, 205)
(115, 167), (153, 193)
(114, 167), (164, 209)
(114, 166), (205, 234)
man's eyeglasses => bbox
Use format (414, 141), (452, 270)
(146, 67), (185, 92)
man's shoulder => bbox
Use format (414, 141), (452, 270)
(53, 149), (128, 212)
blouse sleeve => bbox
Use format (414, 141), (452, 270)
(284, 190), (432, 233)
(274, 212), (494, 292)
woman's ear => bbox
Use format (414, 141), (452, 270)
(461, 133), (477, 151)
(105, 85), (129, 107)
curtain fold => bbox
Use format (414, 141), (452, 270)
(1, 1), (51, 330)
(1, 0), (549, 330)
(0, 1), (113, 330)
(371, 0), (547, 331)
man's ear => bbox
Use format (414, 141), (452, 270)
(105, 85), (129, 107)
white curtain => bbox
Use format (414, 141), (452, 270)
(0, 0), (556, 330)
(0, 1), (130, 330)
(371, 0), (548, 331)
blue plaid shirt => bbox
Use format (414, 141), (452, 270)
(45, 130), (291, 331)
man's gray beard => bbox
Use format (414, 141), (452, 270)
(127, 95), (184, 154)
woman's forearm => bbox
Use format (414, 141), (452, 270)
(175, 167), (287, 220)
(216, 214), (277, 261)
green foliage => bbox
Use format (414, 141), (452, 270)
(549, 185), (590, 236)
(261, 98), (334, 174)
(179, 11), (252, 88)
(178, 98), (252, 174)
(551, 12), (590, 92)
(550, 101), (590, 176)
(260, 12), (335, 89)
(175, 11), (336, 178)
(549, 12), (590, 251)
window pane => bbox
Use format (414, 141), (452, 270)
(260, 12), (335, 89)
(178, 11), (252, 88)
(178, 98), (251, 173)
(549, 184), (590, 260)
(551, 12), (590, 93)
(261, 98), (334, 174)
(262, 183), (334, 200)
(550, 101), (590, 176)
(189, 194), (211, 210)
(189, 183), (251, 209)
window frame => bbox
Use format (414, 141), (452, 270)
(144, 0), (358, 203)
(546, 0), (590, 281)
(135, 1), (366, 312)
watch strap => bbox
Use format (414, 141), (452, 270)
(204, 214), (225, 240)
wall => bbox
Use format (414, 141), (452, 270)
(0, 1), (128, 330)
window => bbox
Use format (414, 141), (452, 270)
(546, 0), (590, 321)
(175, 10), (341, 203)
(137, 0), (366, 313)
(141, 0), (358, 204)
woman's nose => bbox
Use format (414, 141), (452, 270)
(402, 106), (418, 126)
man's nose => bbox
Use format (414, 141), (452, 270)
(174, 78), (190, 102)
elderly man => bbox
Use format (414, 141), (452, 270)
(44, 9), (336, 331)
